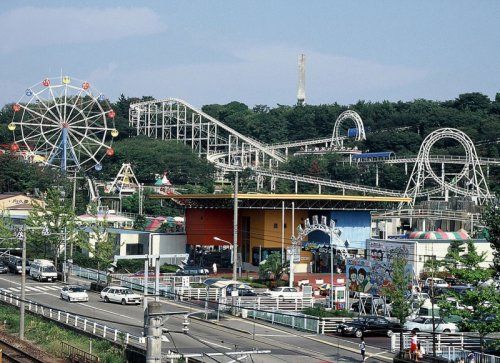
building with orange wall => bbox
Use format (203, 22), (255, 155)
(153, 193), (411, 269)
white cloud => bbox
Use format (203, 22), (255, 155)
(0, 6), (166, 53)
(107, 45), (429, 106)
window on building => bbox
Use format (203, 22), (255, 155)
(273, 223), (278, 229)
(126, 244), (144, 255)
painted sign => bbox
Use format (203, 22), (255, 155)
(346, 258), (372, 293)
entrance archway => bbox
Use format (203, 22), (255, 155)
(290, 215), (349, 307)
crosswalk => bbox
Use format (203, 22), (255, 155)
(4, 285), (62, 293)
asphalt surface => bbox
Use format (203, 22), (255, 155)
(0, 272), (396, 362)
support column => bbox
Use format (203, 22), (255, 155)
(281, 201), (285, 264)
(155, 257), (160, 302)
(295, 180), (298, 194)
(145, 301), (163, 363)
(375, 164), (379, 187)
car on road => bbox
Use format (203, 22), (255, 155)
(226, 283), (256, 297)
(175, 266), (209, 276)
(60, 286), (89, 302)
(337, 316), (401, 338)
(404, 317), (458, 333)
(0, 262), (8, 274)
(263, 287), (303, 299)
(30, 259), (57, 282)
(424, 277), (449, 289)
(100, 286), (142, 305)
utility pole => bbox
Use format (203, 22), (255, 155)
(19, 230), (26, 340)
(145, 301), (163, 363)
(232, 171), (238, 281)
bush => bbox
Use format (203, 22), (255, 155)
(160, 264), (178, 273)
(116, 259), (144, 273)
(302, 306), (354, 318)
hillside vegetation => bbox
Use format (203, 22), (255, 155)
(0, 92), (498, 196)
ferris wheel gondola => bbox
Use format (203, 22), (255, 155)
(8, 75), (119, 173)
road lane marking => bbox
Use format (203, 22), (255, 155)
(0, 276), (142, 324)
(199, 339), (232, 350)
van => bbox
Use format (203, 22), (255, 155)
(30, 259), (57, 282)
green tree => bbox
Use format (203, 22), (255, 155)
(133, 215), (148, 231)
(442, 240), (491, 284)
(0, 213), (16, 248)
(381, 256), (413, 352)
(483, 200), (500, 276)
(26, 189), (81, 267)
(85, 203), (120, 285)
(258, 252), (288, 287)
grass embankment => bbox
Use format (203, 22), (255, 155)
(0, 303), (126, 363)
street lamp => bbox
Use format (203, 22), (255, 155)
(213, 237), (235, 280)
(15, 225), (50, 340)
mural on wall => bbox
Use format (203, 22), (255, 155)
(346, 258), (372, 293)
(367, 241), (414, 295)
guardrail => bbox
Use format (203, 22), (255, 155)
(246, 309), (320, 333)
(61, 341), (100, 363)
(72, 266), (108, 282)
(0, 289), (144, 347)
(392, 332), (500, 363)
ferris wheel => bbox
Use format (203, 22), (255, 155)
(8, 75), (119, 173)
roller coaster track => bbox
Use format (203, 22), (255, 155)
(129, 98), (284, 170)
(129, 98), (495, 201)
(349, 154), (500, 166)
(253, 168), (406, 197)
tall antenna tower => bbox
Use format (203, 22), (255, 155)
(297, 54), (306, 105)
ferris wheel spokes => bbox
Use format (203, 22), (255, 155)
(10, 75), (117, 173)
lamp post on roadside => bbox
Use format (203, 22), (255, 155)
(15, 225), (51, 340)
(213, 237), (235, 280)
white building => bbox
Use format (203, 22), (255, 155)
(367, 236), (493, 278)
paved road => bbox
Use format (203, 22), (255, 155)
(0, 273), (395, 362)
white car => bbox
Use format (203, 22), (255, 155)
(263, 287), (303, 299)
(404, 317), (458, 333)
(424, 278), (449, 288)
(60, 286), (89, 302)
(445, 297), (473, 311)
(100, 286), (142, 305)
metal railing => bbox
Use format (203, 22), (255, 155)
(61, 341), (100, 363)
(391, 332), (500, 363)
(246, 309), (320, 333)
(72, 265), (108, 282)
(0, 290), (143, 347)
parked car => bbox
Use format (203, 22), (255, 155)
(100, 286), (142, 305)
(60, 286), (89, 302)
(424, 278), (449, 289)
(7, 256), (23, 273)
(404, 317), (458, 333)
(444, 297), (473, 311)
(226, 283), (256, 296)
(0, 262), (8, 274)
(30, 259), (57, 282)
(175, 266), (209, 276)
(337, 316), (401, 338)
(263, 287), (303, 299)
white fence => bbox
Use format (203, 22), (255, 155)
(392, 332), (500, 363)
(0, 289), (144, 347)
(72, 265), (108, 282)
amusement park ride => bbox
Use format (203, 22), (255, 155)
(8, 76), (119, 173)
(4, 75), (498, 211)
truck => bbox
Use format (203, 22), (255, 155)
(30, 259), (57, 282)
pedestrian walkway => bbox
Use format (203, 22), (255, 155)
(5, 285), (61, 293)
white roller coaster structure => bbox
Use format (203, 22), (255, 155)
(403, 128), (492, 206)
(129, 98), (496, 203)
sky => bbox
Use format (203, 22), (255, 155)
(0, 1), (499, 108)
